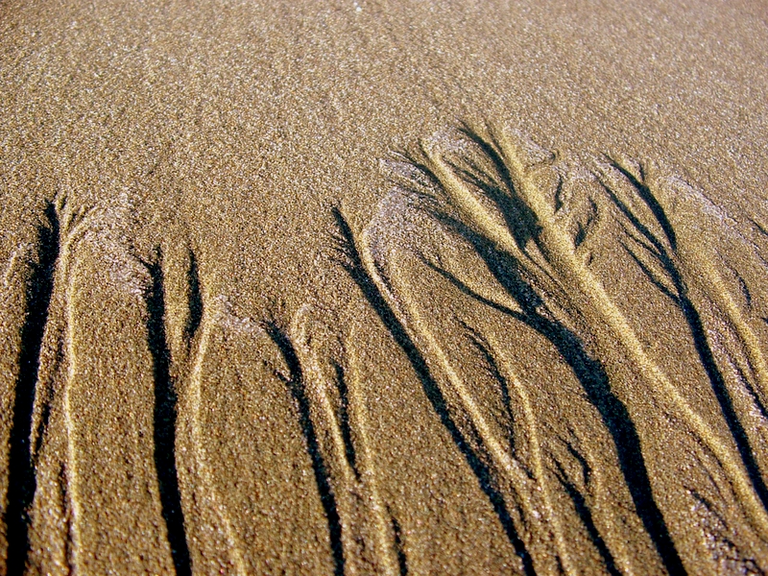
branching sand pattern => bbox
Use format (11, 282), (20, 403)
(261, 306), (405, 576)
(2, 125), (768, 574)
(335, 123), (768, 574)
(19, 196), (96, 573)
(294, 307), (404, 576)
(4, 196), (178, 574)
(1, 195), (127, 573)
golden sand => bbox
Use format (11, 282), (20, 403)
(1, 0), (768, 573)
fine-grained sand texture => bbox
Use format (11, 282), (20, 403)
(2, 0), (768, 574)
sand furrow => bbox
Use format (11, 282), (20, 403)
(22, 194), (178, 573)
(592, 160), (768, 533)
(291, 308), (403, 575)
(482, 334), (579, 576)
(346, 329), (403, 576)
(368, 268), (562, 570)
(3, 206), (58, 574)
(425, 123), (768, 543)
(386, 129), (686, 572)
(142, 249), (191, 576)
(292, 310), (367, 575)
(264, 320), (346, 575)
(333, 208), (535, 574)
(185, 299), (248, 574)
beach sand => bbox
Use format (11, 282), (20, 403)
(1, 0), (768, 573)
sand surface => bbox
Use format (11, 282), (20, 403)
(2, 0), (768, 573)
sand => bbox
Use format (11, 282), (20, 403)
(1, 0), (768, 573)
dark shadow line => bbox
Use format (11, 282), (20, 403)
(465, 328), (515, 428)
(564, 442), (592, 487)
(143, 248), (192, 576)
(736, 364), (768, 424)
(599, 180), (668, 258)
(456, 125), (565, 277)
(389, 150), (443, 193)
(184, 250), (203, 343)
(264, 321), (345, 576)
(606, 171), (768, 510)
(620, 242), (679, 303)
(420, 258), (525, 321)
(331, 207), (535, 575)
(53, 461), (75, 573)
(677, 284), (768, 508)
(5, 201), (59, 575)
(427, 208), (685, 574)
(331, 362), (360, 479)
(605, 158), (677, 250)
(32, 334), (64, 460)
(729, 266), (752, 308)
(621, 223), (663, 265)
(573, 198), (599, 249)
(390, 512), (408, 576)
(553, 461), (621, 576)
(446, 129), (542, 256)
(459, 323), (528, 480)
(749, 218), (768, 239)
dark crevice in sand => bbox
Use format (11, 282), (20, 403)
(461, 323), (517, 445)
(331, 361), (360, 479)
(455, 125), (543, 253)
(749, 218), (768, 240)
(389, 511), (408, 576)
(553, 460), (621, 576)
(602, 162), (768, 510)
(184, 250), (203, 343)
(331, 207), (536, 575)
(737, 365), (768, 424)
(5, 201), (59, 575)
(680, 289), (768, 503)
(32, 332), (63, 461)
(619, 239), (678, 301)
(143, 247), (192, 576)
(608, 161), (677, 250)
(424, 239), (685, 573)
(732, 269), (752, 308)
(264, 321), (345, 576)
(392, 129), (689, 573)
(61, 462), (74, 573)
